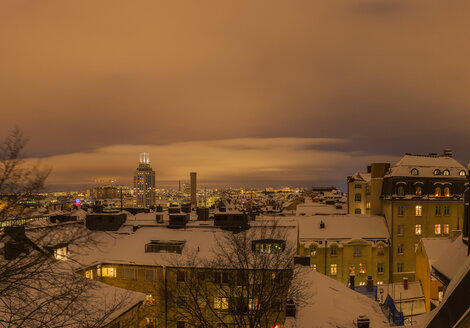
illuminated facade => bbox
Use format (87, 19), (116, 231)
(134, 152), (156, 208)
(347, 150), (467, 282)
(190, 172), (197, 207)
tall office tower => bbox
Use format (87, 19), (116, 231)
(190, 172), (197, 207)
(134, 152), (156, 208)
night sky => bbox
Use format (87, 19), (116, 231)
(1, 1), (469, 189)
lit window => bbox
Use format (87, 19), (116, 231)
(435, 205), (442, 216)
(377, 263), (384, 274)
(435, 187), (442, 197)
(411, 168), (419, 175)
(54, 246), (68, 260)
(377, 281), (383, 285)
(359, 263), (366, 274)
(366, 201), (371, 209)
(444, 187), (450, 197)
(102, 267), (116, 278)
(443, 224), (450, 234)
(248, 298), (259, 310)
(310, 245), (317, 257)
(377, 245), (384, 256)
(443, 169), (450, 176)
(330, 264), (337, 275)
(355, 194), (362, 202)
(397, 224), (404, 236)
(355, 208), (361, 214)
(398, 205), (404, 216)
(353, 246), (362, 257)
(459, 170), (467, 176)
(444, 205), (450, 216)
(145, 318), (157, 328)
(397, 263), (404, 273)
(415, 186), (422, 196)
(359, 282), (366, 286)
(145, 293), (156, 306)
(85, 270), (93, 279)
(214, 297), (228, 310)
(349, 264), (356, 275)
(435, 224), (441, 235)
(415, 205), (422, 216)
(433, 169), (441, 175)
(330, 246), (337, 256)
(310, 264), (317, 271)
(397, 244), (404, 255)
(415, 224), (422, 235)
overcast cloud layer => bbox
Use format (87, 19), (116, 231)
(1, 0), (469, 188)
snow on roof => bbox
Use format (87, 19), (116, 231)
(351, 172), (371, 183)
(387, 154), (467, 178)
(432, 235), (468, 280)
(285, 267), (389, 328)
(297, 215), (390, 242)
(295, 202), (346, 216)
(420, 238), (452, 270)
(73, 223), (298, 269)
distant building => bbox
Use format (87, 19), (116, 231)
(134, 152), (156, 208)
(190, 172), (197, 206)
(348, 150), (468, 282)
(92, 186), (120, 200)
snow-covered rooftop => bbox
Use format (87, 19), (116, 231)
(420, 238), (452, 271)
(285, 267), (389, 328)
(432, 235), (468, 281)
(386, 154), (467, 178)
(297, 215), (390, 242)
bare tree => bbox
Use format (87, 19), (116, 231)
(0, 128), (134, 328)
(159, 221), (307, 328)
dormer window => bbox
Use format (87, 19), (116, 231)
(444, 187), (450, 197)
(415, 186), (422, 196)
(459, 170), (467, 176)
(433, 169), (441, 175)
(435, 187), (442, 197)
(410, 168), (419, 175)
(145, 240), (185, 254)
(397, 186), (405, 196)
(443, 169), (450, 176)
(252, 239), (286, 254)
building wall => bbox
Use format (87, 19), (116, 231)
(383, 199), (463, 283)
(347, 180), (368, 215)
(298, 240), (390, 285)
(79, 263), (288, 327)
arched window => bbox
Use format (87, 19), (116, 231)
(459, 170), (467, 176)
(397, 186), (405, 196)
(415, 186), (422, 196)
(443, 169), (450, 176)
(310, 245), (317, 257)
(433, 169), (441, 175)
(377, 245), (384, 256)
(435, 187), (442, 197)
(444, 187), (450, 197)
(411, 168), (419, 175)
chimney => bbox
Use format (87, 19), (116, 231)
(443, 148), (453, 157)
(403, 277), (408, 290)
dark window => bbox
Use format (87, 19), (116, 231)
(397, 224), (404, 236)
(377, 245), (384, 256)
(397, 244), (404, 255)
(435, 205), (442, 216)
(177, 296), (187, 308)
(177, 321), (186, 328)
(176, 270), (186, 282)
(397, 205), (404, 216)
(355, 184), (362, 189)
(353, 246), (362, 257)
(271, 300), (282, 311)
(354, 193), (362, 202)
(444, 205), (450, 216)
(330, 246), (337, 256)
(355, 208), (361, 214)
(397, 186), (405, 196)
(145, 269), (156, 281)
(410, 168), (419, 175)
(214, 271), (230, 285)
(377, 262), (384, 274)
(397, 263), (404, 272)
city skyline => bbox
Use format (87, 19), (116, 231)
(2, 0), (470, 189)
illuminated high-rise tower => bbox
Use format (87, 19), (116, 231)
(134, 152), (156, 208)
